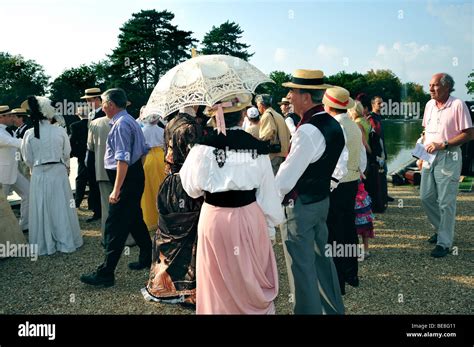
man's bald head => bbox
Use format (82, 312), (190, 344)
(429, 73), (454, 103)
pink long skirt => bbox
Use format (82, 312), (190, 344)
(196, 201), (278, 314)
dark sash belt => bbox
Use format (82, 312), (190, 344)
(204, 189), (256, 208)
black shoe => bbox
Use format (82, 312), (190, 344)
(80, 272), (114, 287)
(431, 245), (449, 258)
(428, 234), (438, 244)
(346, 276), (360, 287)
(128, 261), (151, 270)
(387, 195), (395, 202)
(86, 215), (101, 223)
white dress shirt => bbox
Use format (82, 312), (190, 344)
(275, 111), (348, 202)
(285, 117), (297, 136)
(0, 124), (21, 184)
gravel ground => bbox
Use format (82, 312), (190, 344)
(1, 185), (472, 315)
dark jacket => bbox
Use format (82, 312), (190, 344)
(69, 119), (89, 161)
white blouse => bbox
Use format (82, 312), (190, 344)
(21, 121), (71, 168)
(141, 124), (164, 148)
(180, 144), (285, 233)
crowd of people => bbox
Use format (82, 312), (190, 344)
(0, 68), (472, 314)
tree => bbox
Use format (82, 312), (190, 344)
(107, 9), (197, 114)
(255, 71), (291, 110)
(0, 52), (49, 107)
(326, 71), (368, 97)
(201, 21), (253, 61)
(467, 70), (474, 96)
(402, 82), (430, 118)
(364, 69), (402, 104)
(49, 65), (102, 103)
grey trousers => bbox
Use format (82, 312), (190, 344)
(98, 181), (113, 242)
(281, 197), (345, 314)
(420, 147), (461, 249)
(2, 172), (30, 230)
(271, 156), (284, 176)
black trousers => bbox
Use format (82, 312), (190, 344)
(97, 160), (152, 276)
(86, 151), (101, 216)
(327, 180), (359, 295)
(75, 158), (88, 207)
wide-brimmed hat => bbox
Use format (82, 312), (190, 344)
(205, 93), (252, 117)
(80, 87), (102, 99)
(322, 87), (355, 110)
(278, 97), (290, 105)
(9, 108), (29, 116)
(282, 69), (332, 90)
(0, 105), (10, 115)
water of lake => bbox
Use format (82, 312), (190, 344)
(383, 120), (423, 173)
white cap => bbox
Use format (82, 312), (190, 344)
(247, 107), (259, 119)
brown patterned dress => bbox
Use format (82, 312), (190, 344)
(142, 113), (203, 306)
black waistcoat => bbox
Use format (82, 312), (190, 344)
(295, 112), (345, 204)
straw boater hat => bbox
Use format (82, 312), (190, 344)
(322, 86), (355, 110)
(9, 108), (29, 116)
(278, 97), (290, 105)
(0, 105), (11, 115)
(80, 87), (102, 99)
(282, 69), (332, 89)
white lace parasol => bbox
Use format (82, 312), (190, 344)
(144, 54), (273, 118)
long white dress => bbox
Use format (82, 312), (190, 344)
(21, 121), (83, 256)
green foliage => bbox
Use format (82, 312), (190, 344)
(364, 69), (402, 103)
(255, 71), (291, 109)
(107, 9), (197, 115)
(201, 21), (253, 61)
(0, 52), (49, 107)
(326, 71), (368, 97)
(49, 65), (101, 103)
(466, 70), (474, 96)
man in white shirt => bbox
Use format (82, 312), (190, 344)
(0, 106), (29, 232)
(275, 70), (347, 314)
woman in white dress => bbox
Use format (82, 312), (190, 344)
(21, 96), (82, 256)
(180, 93), (284, 314)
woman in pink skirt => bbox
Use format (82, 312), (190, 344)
(180, 93), (284, 314)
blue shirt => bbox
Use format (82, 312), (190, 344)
(104, 110), (149, 170)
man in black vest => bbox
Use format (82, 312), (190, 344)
(275, 69), (347, 314)
(81, 88), (105, 221)
(10, 108), (32, 139)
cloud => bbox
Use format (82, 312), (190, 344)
(427, 0), (473, 43)
(368, 41), (471, 99)
(274, 48), (288, 63)
(316, 44), (342, 61)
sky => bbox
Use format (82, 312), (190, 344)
(1, 0), (473, 99)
